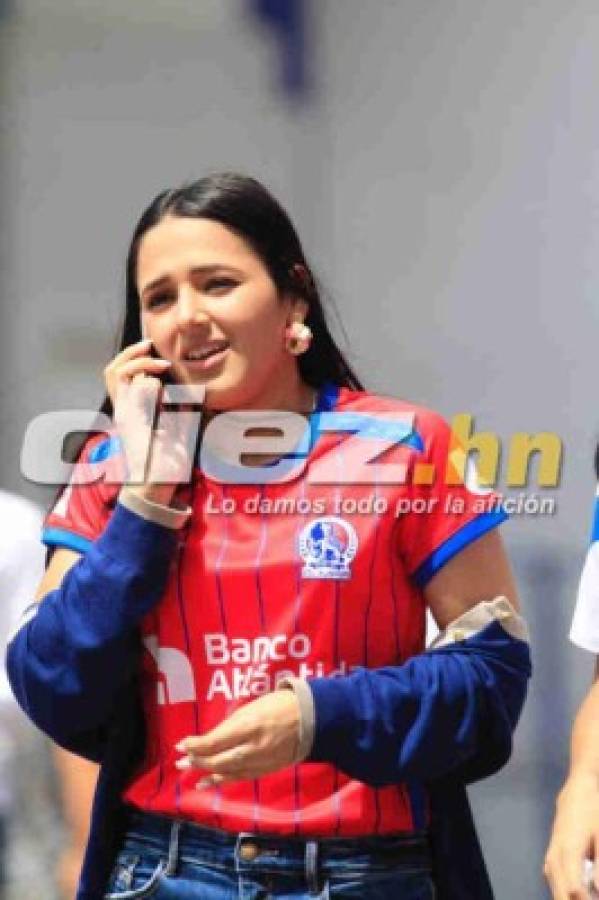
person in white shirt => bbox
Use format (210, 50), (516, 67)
(545, 490), (599, 900)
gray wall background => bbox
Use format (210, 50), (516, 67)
(3, 2), (599, 897)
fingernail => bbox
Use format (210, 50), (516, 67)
(175, 757), (192, 770)
(175, 740), (187, 752)
(195, 778), (212, 790)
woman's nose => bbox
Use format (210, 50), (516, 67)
(176, 289), (209, 328)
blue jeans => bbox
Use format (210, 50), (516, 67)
(104, 809), (435, 899)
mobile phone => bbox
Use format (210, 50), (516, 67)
(151, 344), (175, 385)
(141, 315), (174, 385)
(584, 860), (598, 898)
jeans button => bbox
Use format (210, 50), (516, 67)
(239, 841), (260, 861)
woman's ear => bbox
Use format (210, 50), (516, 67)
(288, 297), (309, 325)
(284, 264), (311, 323)
(290, 263), (313, 296)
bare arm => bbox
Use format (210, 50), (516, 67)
(424, 528), (520, 628)
(34, 549), (81, 602)
(52, 746), (98, 900)
(569, 658), (599, 778)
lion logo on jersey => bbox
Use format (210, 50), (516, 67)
(298, 516), (358, 580)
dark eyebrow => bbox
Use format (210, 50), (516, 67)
(140, 265), (243, 299)
(140, 275), (170, 299)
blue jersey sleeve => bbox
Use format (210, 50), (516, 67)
(6, 502), (177, 759)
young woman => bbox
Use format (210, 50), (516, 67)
(7, 173), (531, 900)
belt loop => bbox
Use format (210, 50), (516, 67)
(164, 818), (182, 877)
(234, 832), (251, 873)
(305, 839), (320, 895)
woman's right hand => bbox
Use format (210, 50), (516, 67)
(544, 770), (599, 899)
(104, 339), (202, 507)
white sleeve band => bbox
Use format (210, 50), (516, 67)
(427, 596), (529, 650)
(118, 487), (192, 531)
(278, 677), (316, 762)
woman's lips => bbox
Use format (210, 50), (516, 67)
(182, 346), (229, 371)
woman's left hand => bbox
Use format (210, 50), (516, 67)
(175, 689), (301, 787)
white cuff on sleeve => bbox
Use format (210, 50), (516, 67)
(428, 595), (529, 649)
(278, 676), (316, 762)
(118, 487), (192, 531)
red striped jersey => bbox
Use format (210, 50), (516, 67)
(43, 382), (506, 836)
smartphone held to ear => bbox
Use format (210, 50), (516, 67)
(151, 345), (175, 385)
(141, 317), (174, 385)
(584, 860), (599, 898)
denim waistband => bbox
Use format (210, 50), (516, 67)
(120, 807), (432, 888)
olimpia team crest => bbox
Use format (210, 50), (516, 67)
(298, 516), (358, 580)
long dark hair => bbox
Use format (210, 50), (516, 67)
(99, 171), (363, 418)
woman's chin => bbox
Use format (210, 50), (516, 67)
(201, 385), (250, 415)
(171, 367), (212, 387)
